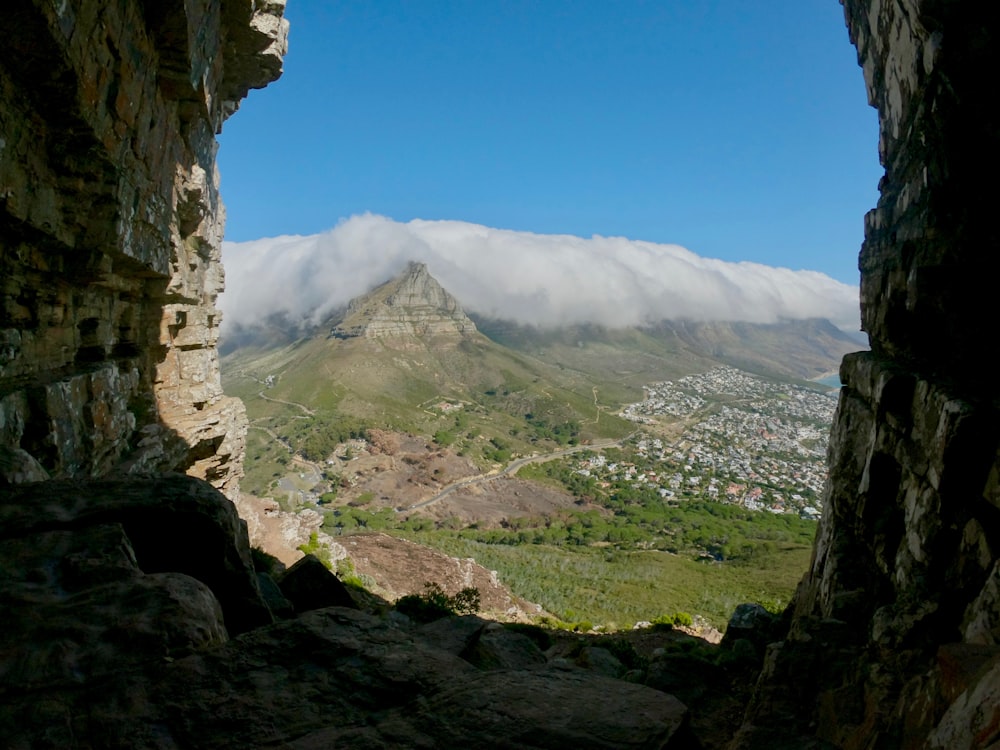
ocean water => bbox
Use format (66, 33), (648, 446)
(814, 373), (842, 389)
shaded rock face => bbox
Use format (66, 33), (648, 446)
(0, 604), (695, 749)
(0, 0), (288, 496)
(331, 261), (479, 341)
(0, 476), (272, 699)
(733, 3), (1000, 748)
(0, 476), (700, 748)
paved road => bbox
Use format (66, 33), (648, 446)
(403, 435), (633, 512)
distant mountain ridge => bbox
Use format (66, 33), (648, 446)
(224, 260), (864, 382)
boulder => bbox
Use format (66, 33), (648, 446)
(721, 603), (780, 654)
(278, 554), (358, 612)
(0, 476), (272, 633)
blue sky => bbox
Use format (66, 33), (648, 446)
(218, 1), (880, 286)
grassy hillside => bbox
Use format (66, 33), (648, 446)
(473, 315), (863, 385)
(222, 330), (640, 496)
(393, 532), (810, 629)
(471, 316), (716, 398)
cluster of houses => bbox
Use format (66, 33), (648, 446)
(581, 367), (838, 518)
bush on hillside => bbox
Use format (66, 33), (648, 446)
(395, 582), (481, 623)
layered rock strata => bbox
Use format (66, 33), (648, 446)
(733, 3), (1000, 748)
(330, 261), (479, 341)
(0, 0), (288, 496)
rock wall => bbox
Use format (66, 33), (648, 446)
(0, 0), (288, 496)
(734, 3), (1000, 748)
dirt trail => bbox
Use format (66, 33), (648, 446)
(257, 390), (315, 416)
(406, 434), (633, 512)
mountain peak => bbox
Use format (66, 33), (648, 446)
(330, 261), (477, 341)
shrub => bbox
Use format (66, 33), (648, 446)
(600, 637), (647, 671)
(298, 531), (332, 569)
(395, 582), (481, 623)
(433, 430), (456, 446)
(674, 611), (694, 627)
(250, 546), (283, 576)
(651, 611), (694, 630)
(335, 557), (371, 591)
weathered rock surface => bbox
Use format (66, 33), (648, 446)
(732, 3), (1000, 748)
(0, 476), (272, 635)
(235, 491), (343, 567)
(0, 528), (691, 748)
(330, 261), (478, 342)
(0, 473), (706, 748)
(340, 531), (545, 619)
(277, 552), (358, 612)
(0, 0), (288, 497)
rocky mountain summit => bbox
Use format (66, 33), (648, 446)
(330, 261), (478, 341)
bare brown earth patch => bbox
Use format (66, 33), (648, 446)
(235, 493), (322, 568)
(330, 431), (587, 526)
(339, 532), (545, 619)
(408, 476), (587, 525)
(334, 433), (480, 509)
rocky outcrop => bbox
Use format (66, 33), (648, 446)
(0, 473), (698, 747)
(0, 476), (271, 700)
(732, 3), (1000, 748)
(0, 0), (288, 497)
(330, 261), (479, 341)
(0, 600), (696, 749)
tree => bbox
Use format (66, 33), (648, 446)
(433, 430), (456, 447)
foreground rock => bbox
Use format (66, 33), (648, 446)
(0, 476), (699, 748)
(1, 608), (694, 749)
(732, 3), (1000, 747)
(0, 476), (272, 634)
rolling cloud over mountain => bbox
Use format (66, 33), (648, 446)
(220, 214), (860, 335)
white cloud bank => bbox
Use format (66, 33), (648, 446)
(220, 214), (860, 335)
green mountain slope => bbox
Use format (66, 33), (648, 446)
(222, 265), (643, 495)
(222, 263), (859, 497)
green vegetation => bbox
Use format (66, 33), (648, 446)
(394, 532), (806, 628)
(432, 429), (456, 446)
(297, 416), (368, 461)
(509, 454), (816, 561)
(306, 435), (815, 629)
(222, 321), (827, 632)
(395, 582), (482, 622)
(297, 531), (333, 569)
(651, 612), (693, 629)
(335, 556), (375, 591)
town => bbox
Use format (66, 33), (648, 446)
(575, 367), (837, 518)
